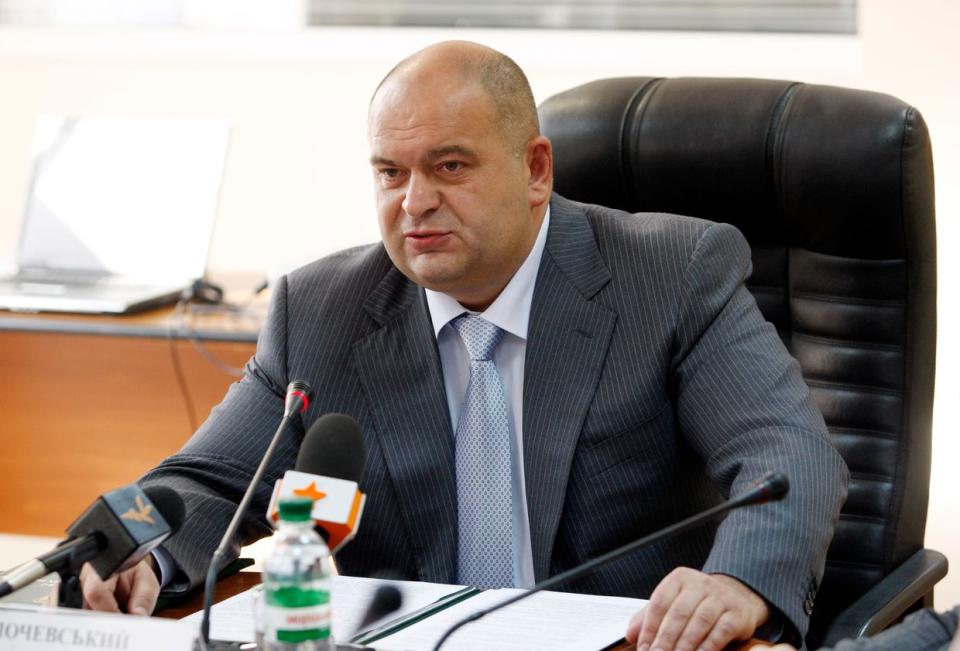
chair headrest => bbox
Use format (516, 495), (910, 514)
(539, 77), (934, 260)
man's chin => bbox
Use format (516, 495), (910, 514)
(405, 259), (467, 290)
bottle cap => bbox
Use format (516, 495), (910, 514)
(278, 497), (314, 522)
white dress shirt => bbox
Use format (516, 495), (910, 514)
(424, 207), (550, 588)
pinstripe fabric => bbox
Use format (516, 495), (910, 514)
(141, 194), (847, 639)
(820, 605), (958, 650)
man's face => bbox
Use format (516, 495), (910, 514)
(368, 77), (544, 310)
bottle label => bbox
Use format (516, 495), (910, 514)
(264, 585), (331, 642)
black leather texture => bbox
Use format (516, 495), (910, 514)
(539, 77), (937, 647)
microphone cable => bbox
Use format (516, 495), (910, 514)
(166, 277), (267, 432)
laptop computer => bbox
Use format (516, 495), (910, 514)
(0, 115), (230, 314)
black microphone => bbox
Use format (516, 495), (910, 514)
(432, 472), (790, 650)
(0, 484), (185, 602)
(264, 413), (367, 551)
(200, 380), (314, 645)
(296, 413), (365, 487)
(354, 584), (403, 635)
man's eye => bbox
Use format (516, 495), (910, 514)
(381, 168), (400, 178)
(440, 161), (462, 173)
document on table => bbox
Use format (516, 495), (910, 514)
(368, 587), (644, 650)
(181, 575), (464, 643)
(184, 575), (645, 649)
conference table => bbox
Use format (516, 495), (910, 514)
(157, 571), (773, 650)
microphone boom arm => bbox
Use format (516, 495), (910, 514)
(432, 472), (789, 651)
(200, 381), (312, 645)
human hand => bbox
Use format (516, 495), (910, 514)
(625, 568), (770, 651)
(80, 557), (160, 615)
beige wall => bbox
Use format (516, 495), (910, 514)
(0, 0), (958, 609)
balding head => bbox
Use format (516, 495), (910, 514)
(371, 41), (540, 154)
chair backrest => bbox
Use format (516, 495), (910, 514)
(538, 77), (937, 645)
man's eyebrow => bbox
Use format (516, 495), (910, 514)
(369, 145), (478, 167)
(424, 145), (478, 162)
(369, 155), (397, 166)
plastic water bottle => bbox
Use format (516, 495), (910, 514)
(261, 497), (332, 650)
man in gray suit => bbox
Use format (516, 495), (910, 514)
(81, 41), (848, 650)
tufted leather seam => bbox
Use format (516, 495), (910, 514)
(766, 82), (801, 233)
(745, 285), (786, 295)
(620, 78), (664, 207)
(828, 425), (898, 441)
(805, 379), (903, 397)
(850, 470), (893, 486)
(792, 331), (903, 350)
(791, 292), (905, 307)
(838, 513), (888, 525)
(792, 332), (904, 352)
(885, 105), (915, 572)
(767, 84), (800, 351)
(825, 559), (885, 571)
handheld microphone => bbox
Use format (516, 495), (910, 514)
(266, 413), (367, 552)
(200, 380), (314, 645)
(432, 472), (790, 650)
(0, 484), (185, 602)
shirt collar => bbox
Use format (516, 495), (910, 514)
(425, 206), (550, 342)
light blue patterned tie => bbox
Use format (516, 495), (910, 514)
(451, 314), (514, 589)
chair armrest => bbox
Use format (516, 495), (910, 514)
(820, 548), (948, 647)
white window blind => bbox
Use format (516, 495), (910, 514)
(0, 0), (856, 34)
(308, 0), (856, 34)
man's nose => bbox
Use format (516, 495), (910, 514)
(402, 172), (440, 218)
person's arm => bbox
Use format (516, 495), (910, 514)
(80, 275), (298, 610)
(139, 275), (298, 592)
(768, 605), (960, 651)
(80, 556), (159, 615)
(627, 222), (849, 650)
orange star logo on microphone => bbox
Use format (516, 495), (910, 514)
(121, 495), (156, 525)
(293, 482), (327, 502)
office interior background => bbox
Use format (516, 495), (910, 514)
(0, 0), (958, 608)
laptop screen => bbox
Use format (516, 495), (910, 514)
(17, 115), (230, 282)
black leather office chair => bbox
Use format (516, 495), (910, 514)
(538, 77), (946, 648)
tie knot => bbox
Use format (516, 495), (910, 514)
(451, 314), (504, 361)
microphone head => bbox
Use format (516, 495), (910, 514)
(754, 472), (790, 503)
(67, 484), (185, 580)
(285, 380), (314, 416)
(357, 584), (403, 631)
(297, 413), (366, 483)
(142, 485), (186, 535)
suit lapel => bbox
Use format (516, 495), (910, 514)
(353, 266), (458, 584)
(524, 196), (618, 581)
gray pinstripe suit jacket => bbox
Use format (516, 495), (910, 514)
(143, 194), (848, 637)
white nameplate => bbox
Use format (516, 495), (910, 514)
(0, 604), (196, 650)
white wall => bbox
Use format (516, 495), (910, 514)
(0, 27), (864, 276)
(1, 0), (958, 609)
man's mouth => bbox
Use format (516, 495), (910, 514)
(405, 231), (451, 249)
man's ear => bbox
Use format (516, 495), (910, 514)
(526, 135), (553, 207)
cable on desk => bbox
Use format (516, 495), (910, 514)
(167, 280), (266, 434)
(179, 303), (253, 378)
(168, 299), (199, 433)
